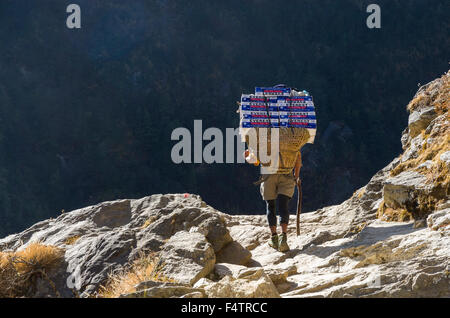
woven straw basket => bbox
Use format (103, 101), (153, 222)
(242, 127), (310, 174)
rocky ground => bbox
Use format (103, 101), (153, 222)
(0, 71), (448, 298)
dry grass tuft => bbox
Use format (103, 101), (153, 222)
(390, 130), (450, 215)
(346, 221), (368, 236)
(351, 188), (365, 200)
(407, 73), (449, 113)
(64, 236), (81, 245)
(392, 133), (450, 179)
(407, 93), (428, 112)
(0, 243), (64, 297)
(391, 76), (449, 201)
(377, 201), (413, 222)
(141, 216), (158, 229)
(433, 74), (450, 115)
(97, 252), (174, 298)
(386, 71), (449, 221)
(356, 188), (366, 200)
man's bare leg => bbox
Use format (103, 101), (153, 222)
(270, 226), (277, 235)
(281, 223), (288, 234)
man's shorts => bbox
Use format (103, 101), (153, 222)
(260, 174), (296, 201)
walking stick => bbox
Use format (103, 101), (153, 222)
(296, 178), (302, 236)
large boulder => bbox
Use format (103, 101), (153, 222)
(228, 225), (269, 251)
(0, 194), (232, 297)
(382, 170), (428, 220)
(408, 106), (437, 139)
(382, 169), (446, 220)
(157, 231), (216, 286)
(140, 205), (232, 253)
(66, 229), (137, 296)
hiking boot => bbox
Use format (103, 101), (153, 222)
(268, 234), (279, 250)
(278, 233), (290, 252)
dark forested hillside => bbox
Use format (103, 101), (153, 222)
(0, 0), (449, 236)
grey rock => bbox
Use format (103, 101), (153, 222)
(411, 272), (450, 297)
(383, 170), (428, 210)
(1, 72), (449, 299)
(193, 277), (215, 289)
(203, 268), (280, 298)
(144, 206), (231, 252)
(92, 200), (132, 228)
(440, 151), (450, 167)
(229, 225), (270, 251)
(401, 127), (410, 150)
(215, 241), (252, 266)
(427, 208), (450, 231)
(263, 265), (298, 285)
(157, 231), (216, 286)
(68, 229), (137, 296)
(0, 194), (231, 297)
(401, 134), (424, 163)
(416, 160), (433, 170)
(408, 106), (437, 139)
(413, 219), (427, 229)
(437, 200), (450, 210)
(214, 263), (248, 279)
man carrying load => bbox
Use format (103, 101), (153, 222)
(239, 85), (316, 253)
(244, 137), (304, 252)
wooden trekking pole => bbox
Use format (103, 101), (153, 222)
(296, 178), (302, 236)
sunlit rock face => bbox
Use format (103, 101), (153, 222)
(0, 72), (448, 298)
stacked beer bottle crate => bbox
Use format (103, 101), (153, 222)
(239, 86), (317, 144)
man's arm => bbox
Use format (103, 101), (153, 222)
(294, 151), (302, 179)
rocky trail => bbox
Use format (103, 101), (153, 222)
(0, 71), (449, 298)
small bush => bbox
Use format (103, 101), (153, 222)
(97, 252), (173, 298)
